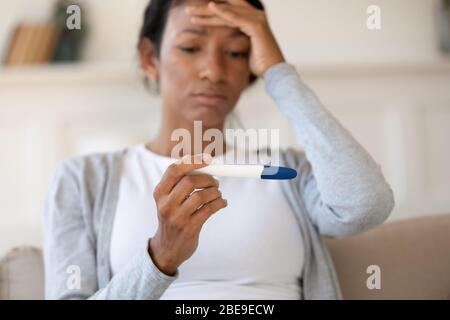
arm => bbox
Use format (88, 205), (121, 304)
(185, 2), (395, 238)
(264, 63), (395, 238)
(42, 160), (178, 300)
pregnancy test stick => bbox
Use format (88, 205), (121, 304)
(189, 165), (297, 180)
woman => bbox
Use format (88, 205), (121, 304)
(43, 0), (395, 300)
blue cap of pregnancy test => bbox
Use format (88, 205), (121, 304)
(261, 165), (298, 180)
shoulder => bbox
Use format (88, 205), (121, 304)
(44, 149), (127, 227)
(52, 148), (126, 196)
(60, 149), (125, 174)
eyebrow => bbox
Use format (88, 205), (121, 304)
(178, 28), (246, 38)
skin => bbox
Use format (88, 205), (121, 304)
(139, 0), (286, 275)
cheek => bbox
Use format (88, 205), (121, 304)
(227, 62), (251, 92)
(225, 55), (251, 79)
(159, 51), (195, 95)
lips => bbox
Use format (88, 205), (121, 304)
(192, 92), (227, 107)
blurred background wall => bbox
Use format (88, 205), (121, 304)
(0, 0), (449, 256)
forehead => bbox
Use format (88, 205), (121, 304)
(165, 1), (247, 39)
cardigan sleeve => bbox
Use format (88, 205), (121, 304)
(264, 63), (395, 238)
(42, 159), (178, 299)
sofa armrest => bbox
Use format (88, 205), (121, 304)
(0, 246), (44, 300)
(326, 213), (450, 299)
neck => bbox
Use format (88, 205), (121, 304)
(147, 110), (228, 159)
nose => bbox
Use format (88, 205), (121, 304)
(199, 50), (225, 83)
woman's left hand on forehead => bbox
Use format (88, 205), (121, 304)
(185, 0), (285, 77)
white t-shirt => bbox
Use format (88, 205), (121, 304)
(110, 144), (304, 299)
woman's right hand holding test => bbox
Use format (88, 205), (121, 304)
(149, 153), (228, 276)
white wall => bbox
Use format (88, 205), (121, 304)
(1, 0), (447, 65)
(77, 0), (450, 65)
(0, 0), (449, 256)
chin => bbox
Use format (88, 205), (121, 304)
(187, 105), (228, 127)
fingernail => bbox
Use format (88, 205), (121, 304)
(224, 199), (228, 206)
(215, 179), (220, 186)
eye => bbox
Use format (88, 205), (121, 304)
(226, 51), (249, 58)
(178, 46), (199, 53)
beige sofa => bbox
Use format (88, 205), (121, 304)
(1, 214), (449, 300)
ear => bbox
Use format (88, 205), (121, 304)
(138, 38), (160, 81)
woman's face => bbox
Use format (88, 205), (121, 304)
(152, 0), (252, 127)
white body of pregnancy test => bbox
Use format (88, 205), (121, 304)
(188, 164), (298, 180)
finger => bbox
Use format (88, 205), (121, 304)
(190, 16), (235, 28)
(226, 0), (251, 5)
(168, 174), (219, 205)
(187, 3), (242, 23)
(185, 5), (215, 17)
(154, 153), (213, 198)
(185, 0), (250, 16)
(212, 0), (251, 8)
(181, 186), (223, 214)
(190, 196), (228, 229)
(207, 2), (248, 26)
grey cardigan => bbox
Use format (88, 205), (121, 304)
(42, 63), (395, 300)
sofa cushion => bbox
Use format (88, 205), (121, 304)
(326, 214), (450, 299)
(0, 246), (44, 300)
(1, 214), (449, 300)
